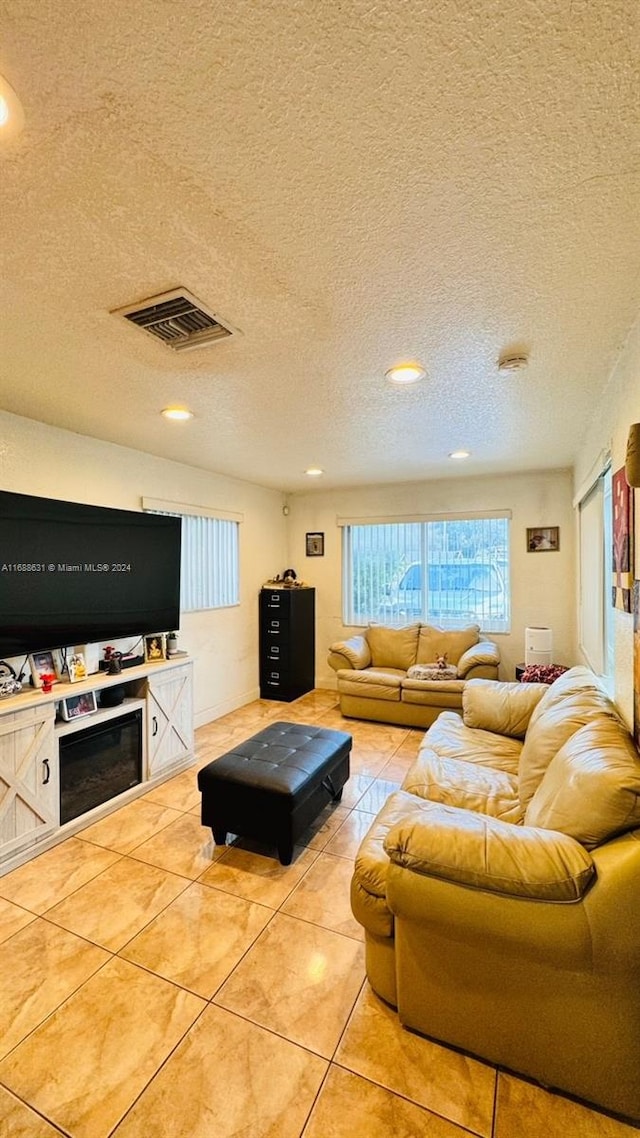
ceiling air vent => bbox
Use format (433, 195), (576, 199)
(112, 288), (237, 352)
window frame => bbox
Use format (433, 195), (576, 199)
(340, 512), (511, 633)
(142, 497), (241, 614)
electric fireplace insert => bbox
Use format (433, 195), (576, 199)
(59, 708), (143, 825)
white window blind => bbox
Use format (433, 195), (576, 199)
(142, 498), (240, 613)
(341, 515), (510, 632)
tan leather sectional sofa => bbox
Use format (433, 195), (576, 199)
(351, 666), (640, 1121)
(328, 622), (500, 728)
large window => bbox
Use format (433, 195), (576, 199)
(341, 514), (510, 632)
(143, 498), (240, 613)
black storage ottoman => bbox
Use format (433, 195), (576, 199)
(197, 721), (351, 865)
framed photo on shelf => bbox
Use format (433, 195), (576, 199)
(67, 652), (87, 683)
(306, 532), (325, 557)
(144, 633), (166, 662)
(28, 650), (61, 689)
(526, 526), (560, 553)
(59, 690), (97, 722)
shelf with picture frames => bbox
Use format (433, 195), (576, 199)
(0, 656), (194, 876)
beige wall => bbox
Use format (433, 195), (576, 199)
(286, 469), (576, 687)
(574, 316), (640, 728)
(0, 411), (287, 726)
(3, 318), (637, 732)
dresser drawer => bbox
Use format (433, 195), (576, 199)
(263, 616), (289, 639)
(264, 642), (290, 667)
(261, 590), (291, 614)
(261, 668), (287, 693)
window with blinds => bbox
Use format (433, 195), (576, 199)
(341, 515), (510, 632)
(143, 499), (240, 613)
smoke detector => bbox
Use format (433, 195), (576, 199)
(112, 288), (239, 353)
(498, 349), (529, 372)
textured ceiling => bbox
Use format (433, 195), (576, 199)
(0, 0), (638, 491)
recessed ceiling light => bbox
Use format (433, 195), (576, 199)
(449, 450), (471, 459)
(0, 75), (25, 139)
(304, 467), (324, 477)
(161, 406), (194, 421)
(385, 363), (426, 385)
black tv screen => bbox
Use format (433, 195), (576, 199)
(0, 490), (181, 657)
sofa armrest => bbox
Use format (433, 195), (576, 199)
(456, 639), (500, 678)
(327, 634), (371, 672)
(462, 678), (546, 737)
(383, 800), (594, 901)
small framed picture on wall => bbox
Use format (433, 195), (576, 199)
(306, 532), (324, 557)
(527, 526), (560, 552)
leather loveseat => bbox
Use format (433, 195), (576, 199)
(351, 666), (640, 1121)
(328, 622), (500, 728)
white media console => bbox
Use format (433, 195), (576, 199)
(0, 658), (194, 876)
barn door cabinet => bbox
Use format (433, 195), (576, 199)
(0, 703), (58, 860)
(145, 663), (194, 777)
(0, 658), (194, 876)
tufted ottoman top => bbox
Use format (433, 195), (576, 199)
(201, 721), (352, 797)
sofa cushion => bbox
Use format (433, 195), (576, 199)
(527, 666), (603, 729)
(463, 679), (546, 739)
(337, 668), (403, 702)
(383, 799), (595, 901)
(524, 718), (640, 849)
(418, 710), (523, 773)
(401, 751), (522, 821)
(518, 688), (620, 809)
(366, 623), (420, 670)
(416, 624), (479, 666)
(402, 676), (465, 701)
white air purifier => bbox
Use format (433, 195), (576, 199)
(525, 626), (553, 666)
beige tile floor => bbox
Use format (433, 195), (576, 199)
(0, 689), (638, 1138)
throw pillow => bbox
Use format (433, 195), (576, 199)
(416, 625), (479, 666)
(521, 664), (569, 684)
(366, 623), (420, 670)
(524, 718), (640, 849)
(518, 687), (619, 809)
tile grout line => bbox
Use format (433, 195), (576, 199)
(0, 1083), (70, 1136)
(0, 938), (117, 1066)
(328, 977), (491, 1138)
(103, 999), (212, 1138)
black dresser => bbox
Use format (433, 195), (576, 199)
(259, 586), (315, 701)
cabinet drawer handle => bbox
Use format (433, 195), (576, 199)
(42, 759), (50, 785)
(152, 715), (158, 737)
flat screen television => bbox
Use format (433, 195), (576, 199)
(0, 490), (181, 657)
